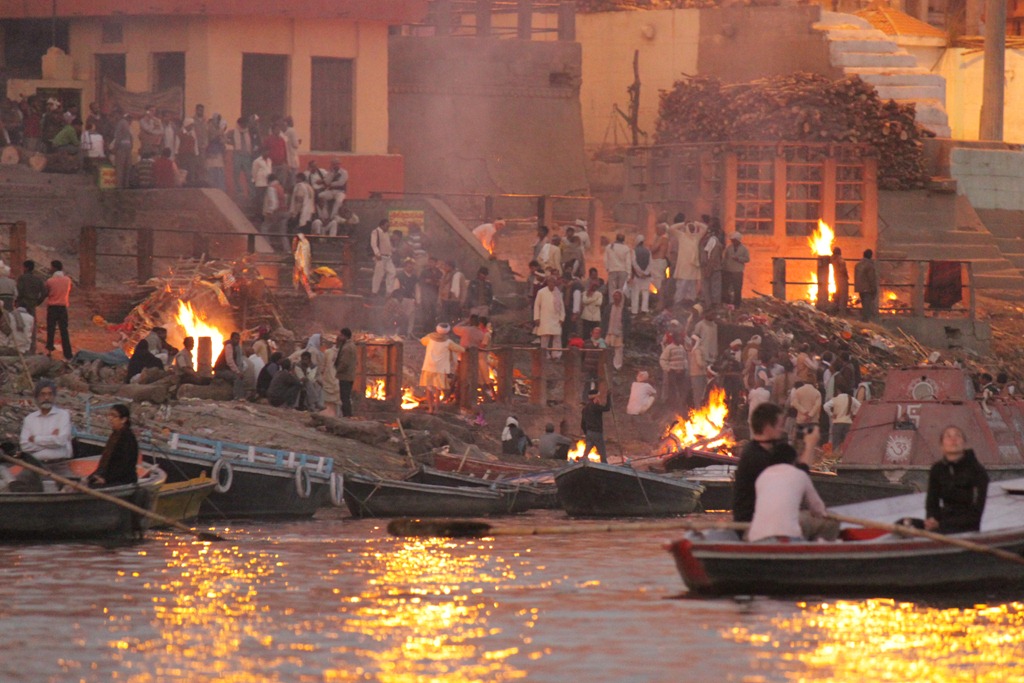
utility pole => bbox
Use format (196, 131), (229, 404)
(979, 0), (1006, 140)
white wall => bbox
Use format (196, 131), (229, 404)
(950, 148), (1024, 210)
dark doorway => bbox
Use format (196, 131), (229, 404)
(153, 52), (186, 93)
(310, 57), (353, 152)
(242, 53), (289, 126)
(95, 53), (126, 110)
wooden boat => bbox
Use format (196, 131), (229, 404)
(667, 477), (1024, 596)
(0, 457), (166, 541)
(78, 430), (342, 518)
(555, 460), (704, 518)
(406, 464), (560, 511)
(154, 475), (216, 524)
(430, 448), (550, 480)
(343, 472), (512, 518)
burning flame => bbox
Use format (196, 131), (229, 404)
(649, 282), (658, 294)
(365, 378), (387, 400)
(567, 439), (600, 463)
(666, 387), (735, 451)
(173, 300), (225, 371)
(807, 219), (836, 304)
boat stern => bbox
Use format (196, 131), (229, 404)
(667, 538), (712, 592)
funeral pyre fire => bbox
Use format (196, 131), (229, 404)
(665, 387), (735, 452)
(807, 219), (836, 304)
(365, 378), (387, 401)
(567, 439), (599, 462)
(173, 300), (226, 371)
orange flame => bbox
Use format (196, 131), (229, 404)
(807, 219), (836, 304)
(667, 387), (735, 451)
(567, 439), (600, 462)
(173, 300), (225, 371)
(649, 282), (658, 294)
(365, 378), (387, 400)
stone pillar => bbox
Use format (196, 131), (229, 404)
(979, 0), (1006, 141)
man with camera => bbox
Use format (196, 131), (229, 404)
(732, 402), (838, 541)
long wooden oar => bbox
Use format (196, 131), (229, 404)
(387, 517), (749, 538)
(828, 512), (1024, 567)
(0, 453), (228, 543)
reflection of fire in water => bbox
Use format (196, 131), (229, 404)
(344, 538), (529, 679)
(365, 378), (387, 400)
(726, 598), (1024, 681)
(173, 300), (225, 371)
(567, 439), (599, 462)
(667, 387), (735, 452)
(807, 219), (836, 304)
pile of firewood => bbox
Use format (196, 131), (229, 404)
(655, 73), (929, 190)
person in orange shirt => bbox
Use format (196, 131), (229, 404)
(44, 260), (73, 359)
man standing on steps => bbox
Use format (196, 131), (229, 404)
(44, 260), (72, 360)
(16, 260), (46, 354)
(370, 219), (396, 298)
(334, 328), (356, 417)
(854, 249), (879, 321)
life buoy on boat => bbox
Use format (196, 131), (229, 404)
(212, 458), (234, 493)
(329, 472), (345, 507)
(295, 467), (312, 499)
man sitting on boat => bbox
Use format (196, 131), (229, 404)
(733, 402), (838, 541)
(748, 460), (834, 542)
(925, 426), (989, 534)
(18, 380), (73, 477)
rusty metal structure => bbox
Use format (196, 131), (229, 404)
(839, 366), (1024, 488)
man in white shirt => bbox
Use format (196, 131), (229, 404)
(823, 391), (861, 453)
(626, 370), (657, 415)
(748, 462), (835, 542)
(604, 233), (633, 295)
(370, 219), (396, 297)
(472, 219), (505, 254)
(19, 380), (73, 476)
(251, 150), (273, 221)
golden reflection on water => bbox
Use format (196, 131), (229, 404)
(127, 540), (281, 683)
(331, 538), (531, 683)
(726, 598), (1024, 682)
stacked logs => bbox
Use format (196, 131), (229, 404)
(655, 73), (929, 190)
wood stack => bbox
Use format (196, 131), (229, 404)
(655, 73), (929, 190)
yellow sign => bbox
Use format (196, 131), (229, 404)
(387, 210), (425, 235)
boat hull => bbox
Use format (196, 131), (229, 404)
(0, 460), (166, 541)
(155, 455), (330, 518)
(408, 465), (561, 511)
(668, 529), (1024, 596)
(555, 461), (704, 518)
(154, 476), (216, 524)
(431, 451), (549, 479)
(343, 474), (512, 518)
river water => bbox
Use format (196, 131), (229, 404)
(2, 510), (1023, 683)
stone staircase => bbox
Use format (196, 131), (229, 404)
(814, 12), (951, 138)
(878, 191), (1024, 300)
(974, 209), (1024, 278)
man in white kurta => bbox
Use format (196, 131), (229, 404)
(670, 220), (707, 306)
(19, 380), (73, 476)
(533, 276), (565, 359)
(748, 463), (832, 542)
(420, 324), (465, 414)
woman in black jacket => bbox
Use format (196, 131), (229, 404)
(925, 426), (989, 533)
(87, 404), (139, 487)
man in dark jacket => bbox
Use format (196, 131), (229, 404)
(334, 328), (357, 417)
(925, 426), (989, 533)
(581, 387), (611, 463)
(733, 402), (818, 526)
(15, 260), (46, 353)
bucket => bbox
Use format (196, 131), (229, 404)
(98, 164), (117, 190)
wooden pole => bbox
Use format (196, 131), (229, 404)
(11, 221), (27, 276)
(563, 346), (581, 407)
(137, 227), (154, 282)
(772, 257), (787, 300)
(495, 347), (514, 404)
(476, 0), (492, 37)
(517, 0), (532, 40)
(197, 336), (213, 376)
(816, 255), (831, 311)
(979, 0), (1006, 141)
